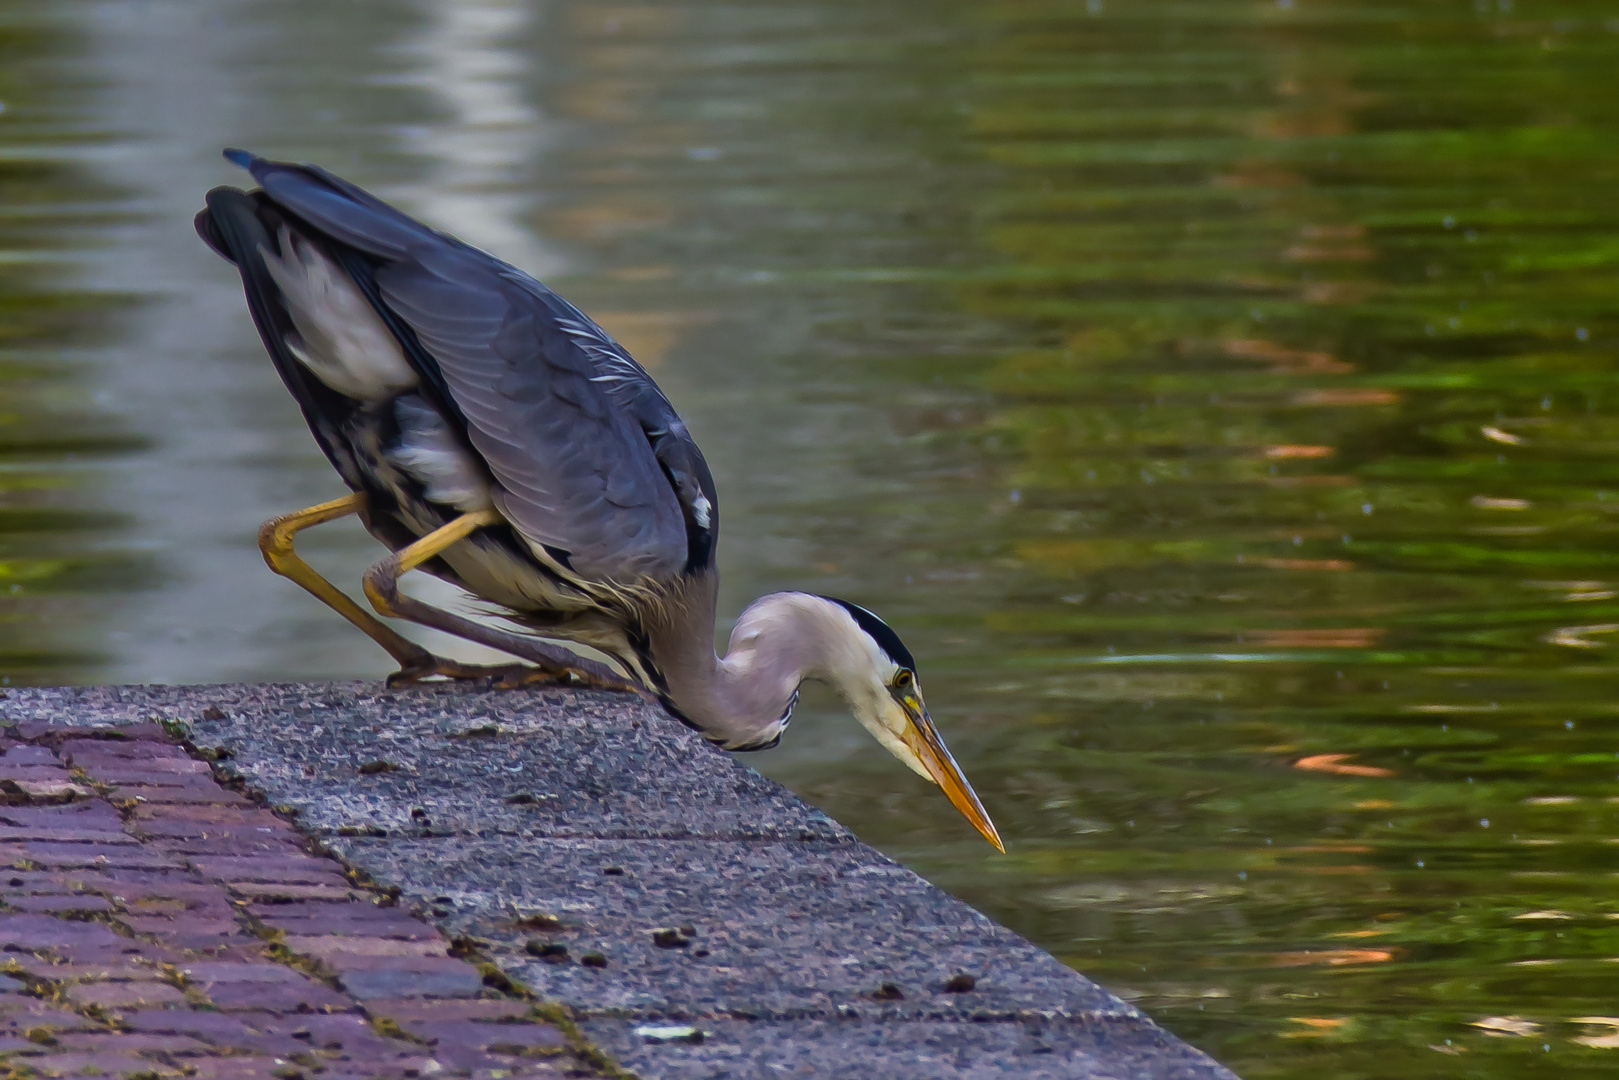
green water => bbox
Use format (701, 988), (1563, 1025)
(6, 0), (1619, 1075)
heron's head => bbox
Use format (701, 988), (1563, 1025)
(813, 597), (1004, 852)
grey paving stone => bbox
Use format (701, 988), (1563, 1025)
(3, 684), (845, 843)
(330, 835), (1123, 1022)
(585, 1016), (1230, 1080)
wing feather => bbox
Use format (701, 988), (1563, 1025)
(234, 150), (715, 584)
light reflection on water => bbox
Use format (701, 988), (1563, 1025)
(6, 1), (1619, 1076)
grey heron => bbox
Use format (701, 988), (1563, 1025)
(195, 149), (1001, 851)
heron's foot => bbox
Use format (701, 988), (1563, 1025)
(386, 656), (641, 696)
(385, 656), (530, 689)
(491, 664), (642, 696)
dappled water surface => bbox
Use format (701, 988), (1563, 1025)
(6, 0), (1619, 1075)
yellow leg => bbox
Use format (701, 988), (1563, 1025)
(260, 494), (435, 671)
(362, 510), (640, 694)
(260, 495), (517, 685)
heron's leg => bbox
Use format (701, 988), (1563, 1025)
(260, 494), (517, 684)
(361, 510), (641, 695)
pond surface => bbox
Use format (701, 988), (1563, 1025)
(6, 0), (1619, 1075)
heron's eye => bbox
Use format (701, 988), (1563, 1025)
(893, 669), (914, 689)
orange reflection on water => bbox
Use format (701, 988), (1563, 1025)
(1269, 949), (1395, 967)
(1283, 1017), (1351, 1038)
(1291, 388), (1400, 406)
(1258, 557), (1355, 571)
(1222, 338), (1352, 374)
(1469, 1016), (1540, 1038)
(1295, 754), (1395, 778)
(1253, 628), (1383, 648)
(1263, 444), (1336, 458)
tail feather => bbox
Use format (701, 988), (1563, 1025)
(223, 147), (439, 261)
(213, 152), (473, 456)
(195, 186), (366, 490)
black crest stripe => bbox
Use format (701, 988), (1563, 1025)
(814, 595), (917, 671)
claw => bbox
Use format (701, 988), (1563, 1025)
(491, 666), (641, 695)
(385, 657), (526, 688)
(385, 656), (642, 696)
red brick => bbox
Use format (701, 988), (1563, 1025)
(125, 904), (241, 928)
(250, 908), (435, 940)
(283, 937), (445, 960)
(332, 958), (484, 1000)
(174, 962), (311, 984)
(0, 827), (136, 845)
(364, 997), (531, 1021)
(131, 805), (285, 827)
(228, 883), (361, 902)
(103, 879), (231, 901)
(181, 1058), (285, 1080)
(323, 955), (472, 975)
(119, 1010), (259, 1044)
(0, 765), (77, 782)
(0, 746), (57, 765)
(150, 835), (306, 857)
(9, 721), (75, 741)
(201, 978), (352, 1013)
(0, 871), (90, 892)
(8, 959), (152, 981)
(121, 788), (251, 806)
(0, 1003), (95, 1029)
(15, 843), (179, 870)
(68, 757), (206, 775)
(64, 981), (187, 1009)
(53, 1032), (212, 1055)
(1, 802), (125, 829)
(230, 1014), (417, 1058)
(6, 894), (115, 914)
(89, 772), (216, 789)
(59, 739), (185, 761)
(17, 1050), (185, 1076)
(189, 857), (347, 885)
(124, 1015), (316, 1058)
(100, 868), (199, 885)
(366, 1055), (442, 1078)
(0, 914), (124, 948)
(122, 916), (243, 939)
(47, 942), (186, 966)
(407, 1019), (565, 1053)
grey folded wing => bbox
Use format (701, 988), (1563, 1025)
(245, 153), (714, 585)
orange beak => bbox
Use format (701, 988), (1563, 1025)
(894, 687), (1004, 852)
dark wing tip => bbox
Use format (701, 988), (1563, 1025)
(193, 206), (227, 260)
(222, 147), (257, 169)
(195, 185), (255, 262)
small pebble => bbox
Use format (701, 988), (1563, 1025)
(652, 928), (691, 949)
(526, 940), (569, 964)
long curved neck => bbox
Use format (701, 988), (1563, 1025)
(644, 588), (874, 749)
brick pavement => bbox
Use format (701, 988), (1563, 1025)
(0, 720), (605, 1080)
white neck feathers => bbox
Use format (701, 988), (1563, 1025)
(650, 591), (896, 750)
